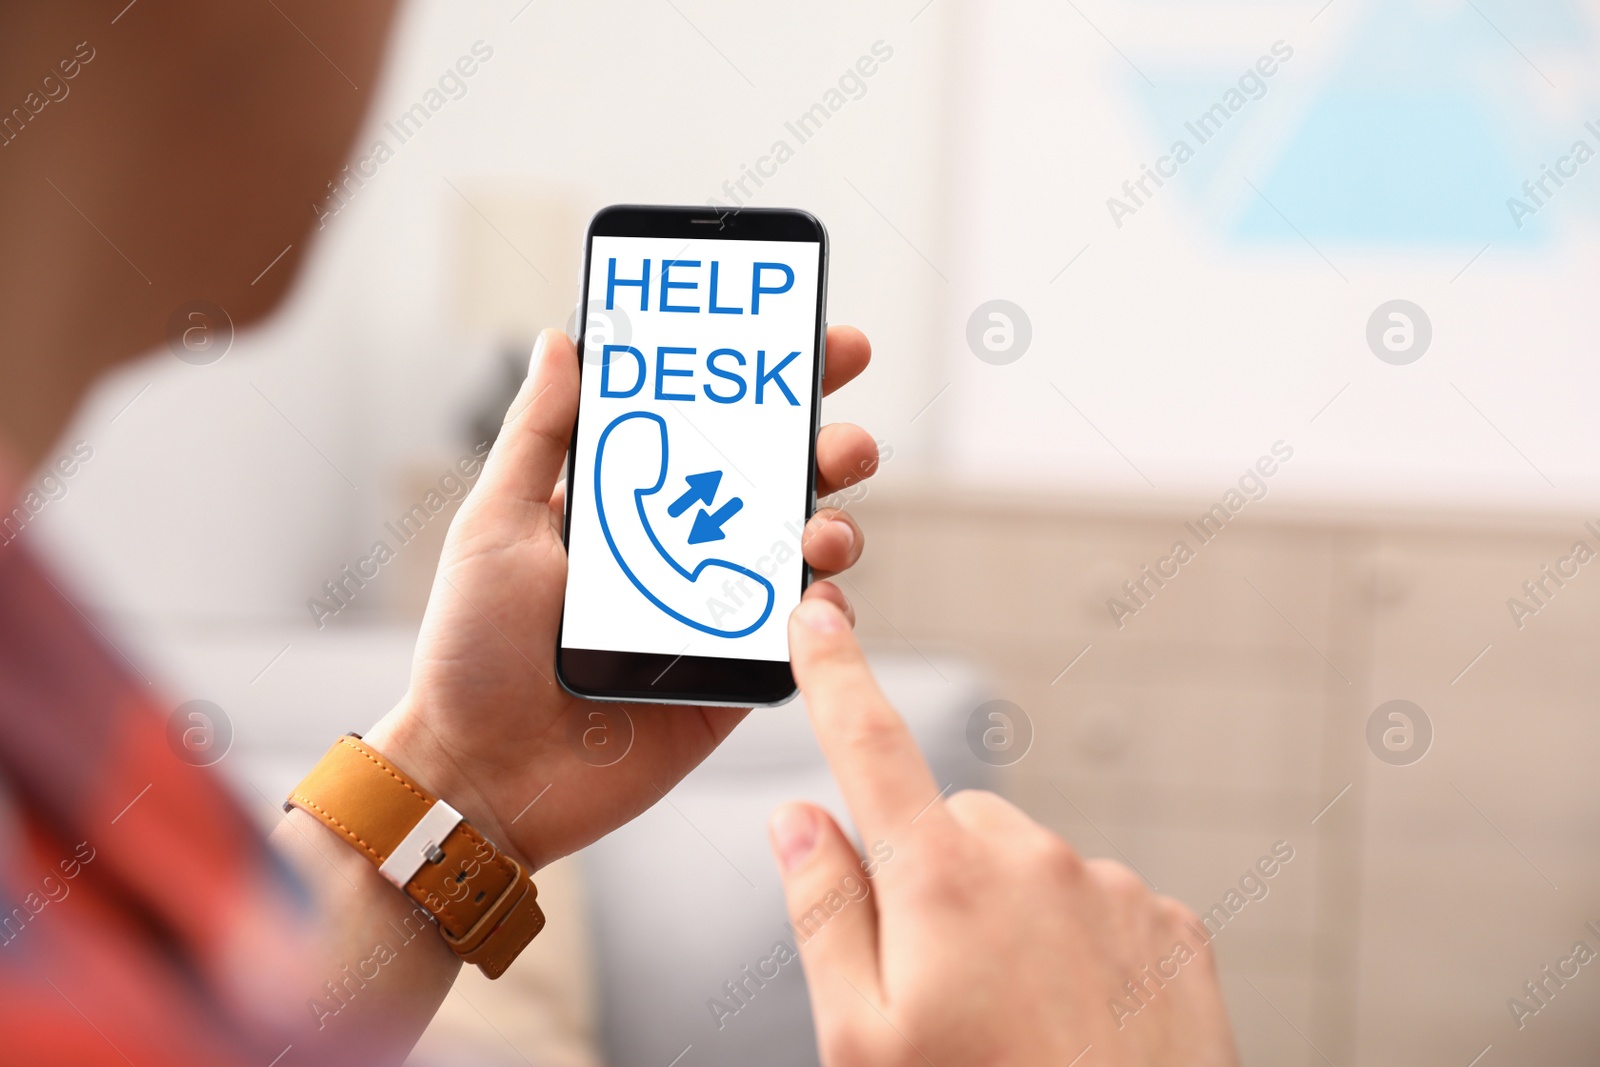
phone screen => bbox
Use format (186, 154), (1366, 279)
(560, 228), (823, 683)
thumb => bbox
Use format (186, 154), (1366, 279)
(769, 803), (881, 1015)
(473, 328), (579, 510)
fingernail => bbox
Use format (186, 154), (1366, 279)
(770, 805), (818, 873)
(528, 330), (549, 376)
(794, 597), (847, 633)
(831, 518), (855, 552)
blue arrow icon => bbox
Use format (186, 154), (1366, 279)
(667, 470), (723, 518)
(688, 497), (744, 544)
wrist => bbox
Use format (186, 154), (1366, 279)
(361, 700), (523, 871)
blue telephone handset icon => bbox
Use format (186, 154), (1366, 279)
(593, 411), (775, 638)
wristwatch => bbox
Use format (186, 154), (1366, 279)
(285, 734), (545, 979)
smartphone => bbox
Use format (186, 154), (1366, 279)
(556, 205), (828, 706)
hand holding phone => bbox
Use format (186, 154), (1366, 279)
(361, 299), (877, 875)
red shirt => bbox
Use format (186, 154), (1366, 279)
(0, 533), (321, 1064)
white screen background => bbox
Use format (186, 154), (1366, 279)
(562, 235), (820, 663)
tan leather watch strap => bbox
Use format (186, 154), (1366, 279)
(285, 735), (544, 980)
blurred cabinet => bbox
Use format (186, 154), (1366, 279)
(842, 490), (1600, 1067)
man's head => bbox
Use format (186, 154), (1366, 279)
(0, 1), (397, 463)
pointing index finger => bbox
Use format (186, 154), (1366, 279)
(788, 598), (947, 847)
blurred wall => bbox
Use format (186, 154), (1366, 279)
(34, 0), (1600, 616)
(33, 0), (955, 625)
(943, 0), (1600, 507)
